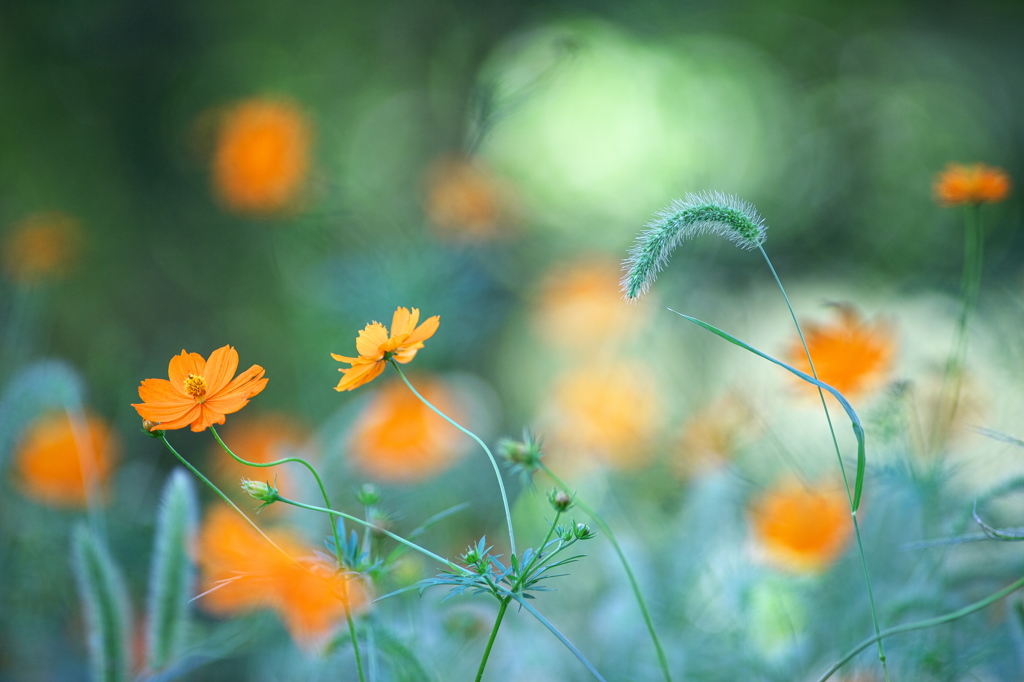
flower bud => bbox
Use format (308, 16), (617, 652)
(141, 419), (164, 437)
(355, 483), (381, 506)
(498, 431), (544, 474)
(548, 489), (573, 512)
(241, 478), (279, 511)
(573, 522), (595, 541)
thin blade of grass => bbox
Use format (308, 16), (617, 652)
(669, 310), (867, 511)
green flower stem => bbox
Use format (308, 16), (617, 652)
(344, 601), (366, 682)
(475, 597), (510, 682)
(389, 361), (517, 558)
(164, 434), (365, 682)
(539, 464), (672, 682)
(158, 434), (292, 561)
(817, 573), (1024, 681)
(503, 591), (608, 682)
(209, 426), (344, 569)
(513, 510), (562, 588)
(274, 495), (468, 574)
(931, 204), (983, 453)
(758, 245), (888, 681)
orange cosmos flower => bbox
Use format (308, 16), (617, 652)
(422, 154), (505, 240)
(196, 507), (368, 646)
(349, 375), (467, 483)
(132, 346), (268, 432)
(2, 211), (82, 283)
(542, 362), (663, 472)
(787, 304), (895, 399)
(332, 307), (440, 392)
(13, 411), (119, 507)
(212, 98), (312, 216)
(749, 479), (852, 573)
(934, 162), (1011, 206)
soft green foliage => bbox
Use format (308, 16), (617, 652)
(0, 360), (84, 466)
(72, 525), (131, 682)
(146, 469), (198, 671)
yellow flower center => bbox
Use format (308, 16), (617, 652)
(184, 374), (208, 401)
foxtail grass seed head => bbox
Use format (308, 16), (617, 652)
(622, 192), (767, 300)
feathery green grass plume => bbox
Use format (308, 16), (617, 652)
(72, 525), (132, 682)
(622, 192), (767, 300)
(146, 469), (198, 671)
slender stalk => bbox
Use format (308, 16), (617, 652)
(514, 510), (562, 585)
(344, 603), (366, 682)
(931, 204), (983, 453)
(389, 361), (517, 558)
(503, 591), (608, 682)
(209, 426), (344, 567)
(475, 598), (510, 682)
(540, 464), (673, 682)
(758, 244), (888, 680)
(158, 434), (292, 561)
(818, 573), (1024, 681)
(275, 495), (466, 573)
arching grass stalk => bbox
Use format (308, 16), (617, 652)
(817, 572), (1024, 681)
(389, 361), (517, 558)
(209, 427), (370, 682)
(931, 204), (983, 453)
(540, 463), (673, 682)
(623, 193), (886, 679)
(757, 244), (888, 680)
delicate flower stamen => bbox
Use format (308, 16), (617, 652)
(184, 374), (208, 400)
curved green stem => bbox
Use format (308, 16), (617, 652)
(389, 362), (517, 558)
(758, 245), (888, 680)
(275, 495), (467, 574)
(157, 434), (292, 561)
(475, 598), (510, 682)
(209, 425), (344, 568)
(539, 464), (672, 682)
(514, 510), (562, 589)
(344, 604), (366, 682)
(818, 573), (1024, 681)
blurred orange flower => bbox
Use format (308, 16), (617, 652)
(542, 362), (662, 472)
(673, 391), (757, 478)
(787, 305), (894, 399)
(532, 258), (642, 353)
(196, 507), (368, 646)
(212, 98), (312, 216)
(749, 479), (852, 573)
(13, 411), (119, 507)
(422, 155), (504, 240)
(1, 211), (81, 283)
(349, 375), (466, 483)
(133, 346), (268, 432)
(209, 412), (309, 490)
(332, 307), (440, 392)
(934, 163), (1011, 206)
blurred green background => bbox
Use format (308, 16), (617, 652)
(2, 0), (1024, 680)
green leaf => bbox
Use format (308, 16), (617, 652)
(72, 525), (132, 682)
(146, 469), (198, 671)
(671, 311), (866, 511)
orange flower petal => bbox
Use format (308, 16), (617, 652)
(403, 315), (440, 346)
(334, 360), (386, 392)
(136, 378), (185, 404)
(390, 307), (419, 338)
(168, 351), (207, 393)
(355, 323), (390, 358)
(391, 343), (424, 364)
(204, 345), (240, 396)
(146, 404), (204, 431)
